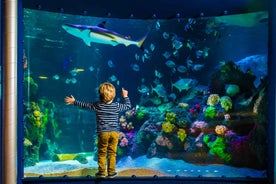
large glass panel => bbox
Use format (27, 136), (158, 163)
(23, 9), (268, 178)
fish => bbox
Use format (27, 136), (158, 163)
(52, 75), (60, 80)
(109, 75), (117, 82)
(130, 63), (140, 71)
(151, 84), (168, 101)
(186, 40), (195, 50)
(150, 43), (155, 51)
(138, 84), (150, 95)
(134, 53), (140, 61)
(177, 65), (187, 73)
(65, 78), (77, 84)
(70, 68), (85, 76)
(195, 50), (203, 58)
(107, 60), (115, 68)
(184, 18), (196, 31)
(192, 64), (204, 71)
(165, 60), (176, 68)
(162, 32), (170, 39)
(172, 39), (183, 50)
(162, 51), (171, 59)
(155, 20), (161, 30)
(89, 66), (95, 71)
(39, 76), (48, 79)
(168, 93), (177, 101)
(154, 70), (163, 79)
(172, 78), (194, 92)
(186, 58), (193, 68)
(62, 23), (148, 48)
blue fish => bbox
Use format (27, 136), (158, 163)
(107, 60), (115, 68)
(151, 84), (168, 101)
(177, 65), (187, 73)
(172, 78), (194, 92)
(62, 23), (149, 48)
(130, 63), (140, 71)
(165, 60), (176, 68)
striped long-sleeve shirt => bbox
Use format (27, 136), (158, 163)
(74, 97), (131, 133)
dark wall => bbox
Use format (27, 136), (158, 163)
(22, 0), (269, 19)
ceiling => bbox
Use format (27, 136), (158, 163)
(22, 0), (270, 19)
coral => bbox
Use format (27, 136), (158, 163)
(24, 138), (33, 147)
(119, 137), (129, 147)
(162, 121), (175, 133)
(204, 106), (216, 119)
(158, 103), (174, 113)
(220, 96), (233, 111)
(189, 103), (201, 115)
(207, 94), (220, 106)
(136, 108), (147, 120)
(215, 125), (227, 135)
(165, 112), (177, 123)
(203, 135), (231, 162)
(176, 120), (188, 129)
(24, 99), (59, 166)
(155, 135), (173, 150)
(33, 110), (41, 117)
(177, 128), (187, 142)
(125, 108), (137, 118)
(117, 147), (124, 156)
(225, 84), (240, 97)
(191, 120), (208, 129)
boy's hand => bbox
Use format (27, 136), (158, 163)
(64, 95), (75, 105)
(122, 88), (128, 98)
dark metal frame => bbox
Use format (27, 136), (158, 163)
(0, 0), (274, 184)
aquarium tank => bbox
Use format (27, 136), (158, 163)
(23, 8), (268, 178)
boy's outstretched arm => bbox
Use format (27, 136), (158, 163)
(64, 95), (75, 105)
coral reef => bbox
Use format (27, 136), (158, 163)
(207, 94), (220, 106)
(204, 106), (216, 119)
(220, 96), (233, 111)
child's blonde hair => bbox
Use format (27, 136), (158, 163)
(98, 82), (116, 103)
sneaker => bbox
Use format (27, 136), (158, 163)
(95, 172), (105, 178)
(107, 172), (117, 178)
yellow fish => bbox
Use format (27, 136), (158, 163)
(75, 68), (84, 72)
(39, 76), (48, 79)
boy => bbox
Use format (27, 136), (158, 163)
(64, 82), (131, 178)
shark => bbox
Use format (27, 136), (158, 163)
(62, 23), (149, 48)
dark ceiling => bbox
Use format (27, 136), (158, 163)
(22, 0), (270, 19)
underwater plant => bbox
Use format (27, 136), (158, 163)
(204, 106), (216, 119)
